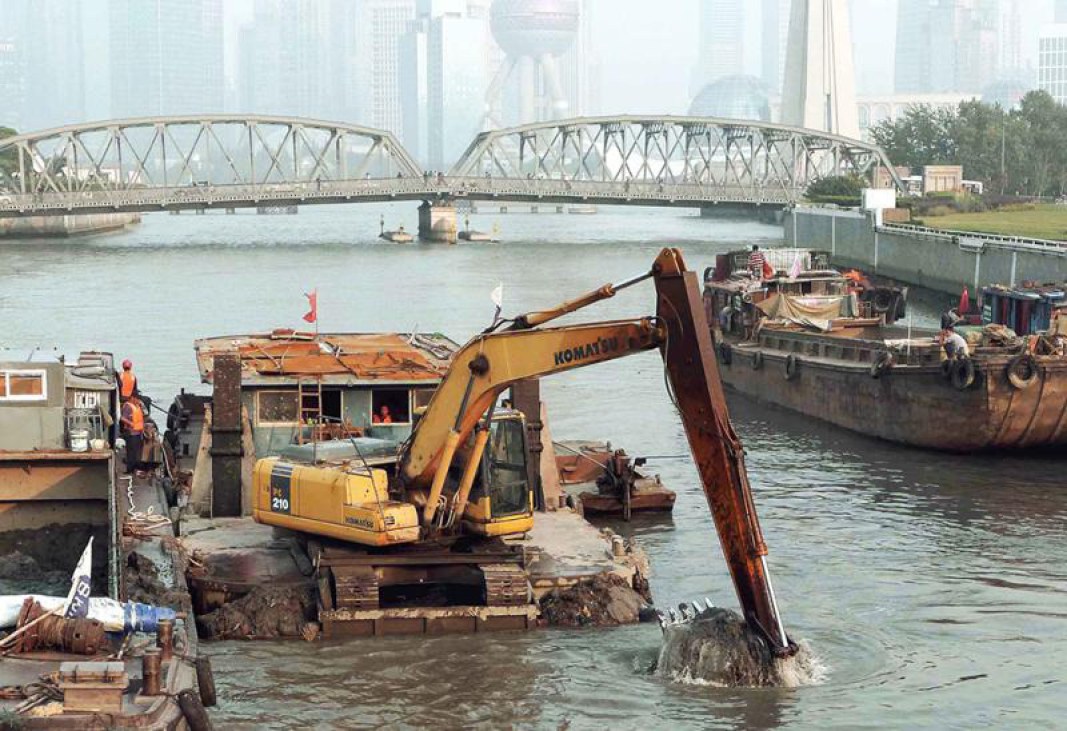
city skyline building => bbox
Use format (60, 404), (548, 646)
(110, 0), (224, 117)
(484, 0), (583, 126)
(695, 0), (746, 91)
(1057, 0), (1067, 24)
(1039, 23), (1067, 104)
(782, 0), (860, 138)
(0, 1), (27, 130)
(998, 0), (1024, 77)
(895, 0), (1000, 95)
(355, 0), (418, 133)
(236, 0), (354, 120)
(0, 0), (86, 131)
(401, 0), (490, 168)
(761, 0), (791, 97)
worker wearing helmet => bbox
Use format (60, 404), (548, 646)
(121, 395), (145, 475)
(118, 359), (138, 402)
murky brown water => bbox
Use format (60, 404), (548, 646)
(2, 206), (1064, 729)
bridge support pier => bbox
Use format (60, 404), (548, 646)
(418, 201), (458, 244)
(700, 204), (784, 224)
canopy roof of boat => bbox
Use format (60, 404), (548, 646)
(194, 331), (459, 387)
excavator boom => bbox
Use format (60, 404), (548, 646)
(395, 248), (793, 656)
(652, 249), (794, 656)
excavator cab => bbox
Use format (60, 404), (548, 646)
(457, 411), (534, 537)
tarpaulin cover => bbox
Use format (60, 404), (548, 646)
(756, 293), (857, 332)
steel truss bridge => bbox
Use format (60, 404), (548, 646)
(0, 115), (899, 218)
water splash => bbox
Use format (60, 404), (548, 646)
(654, 606), (825, 688)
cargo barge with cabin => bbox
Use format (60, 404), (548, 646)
(703, 249), (1067, 451)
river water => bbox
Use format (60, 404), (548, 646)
(1, 205), (1064, 729)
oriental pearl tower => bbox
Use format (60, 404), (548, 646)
(486, 0), (580, 126)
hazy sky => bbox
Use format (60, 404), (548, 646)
(219, 0), (1056, 115)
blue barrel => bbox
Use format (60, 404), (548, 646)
(123, 602), (177, 633)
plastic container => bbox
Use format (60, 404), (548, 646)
(70, 429), (89, 452)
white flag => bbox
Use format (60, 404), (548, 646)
(63, 537), (93, 618)
(490, 283), (504, 326)
(788, 254), (804, 280)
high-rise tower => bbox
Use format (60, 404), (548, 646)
(761, 0), (791, 96)
(695, 0), (745, 90)
(485, 0), (580, 125)
(781, 0), (859, 138)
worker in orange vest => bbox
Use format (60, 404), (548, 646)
(121, 396), (145, 475)
(118, 359), (138, 402)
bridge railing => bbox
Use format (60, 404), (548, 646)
(442, 176), (801, 205)
(0, 177), (438, 215)
(878, 222), (1067, 255)
(0, 174), (805, 216)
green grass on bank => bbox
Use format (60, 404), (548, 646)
(918, 204), (1067, 241)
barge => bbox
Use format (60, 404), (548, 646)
(0, 351), (210, 728)
(703, 250), (1067, 451)
(554, 441), (675, 518)
(167, 330), (652, 638)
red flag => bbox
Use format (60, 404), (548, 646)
(959, 287), (970, 315)
(303, 290), (318, 324)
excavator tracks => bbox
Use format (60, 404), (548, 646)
(331, 566), (381, 611)
(314, 544), (537, 638)
(482, 564), (530, 607)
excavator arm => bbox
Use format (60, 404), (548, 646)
(652, 248), (795, 657)
(401, 317), (664, 487)
(399, 248), (794, 656)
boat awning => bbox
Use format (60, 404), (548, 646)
(194, 331), (460, 386)
(756, 293), (858, 332)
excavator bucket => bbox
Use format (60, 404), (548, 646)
(652, 248), (795, 657)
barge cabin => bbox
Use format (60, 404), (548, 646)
(180, 330), (460, 515)
(0, 350), (119, 596)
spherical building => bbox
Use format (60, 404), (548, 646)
(490, 0), (580, 58)
(689, 76), (772, 122)
(487, 0), (581, 123)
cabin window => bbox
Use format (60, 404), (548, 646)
(0, 370), (47, 402)
(413, 389), (435, 410)
(371, 389), (411, 424)
(256, 390), (299, 425)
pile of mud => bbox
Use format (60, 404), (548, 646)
(0, 552), (69, 596)
(197, 586), (317, 640)
(655, 606), (822, 688)
(124, 551), (192, 615)
(539, 572), (647, 627)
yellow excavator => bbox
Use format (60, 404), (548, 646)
(252, 248), (795, 656)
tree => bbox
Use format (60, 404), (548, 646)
(805, 174), (867, 205)
(1015, 90), (1067, 196)
(952, 100), (1007, 193)
(869, 104), (956, 170)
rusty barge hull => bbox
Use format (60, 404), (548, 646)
(720, 341), (1067, 452)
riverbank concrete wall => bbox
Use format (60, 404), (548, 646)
(0, 212), (140, 238)
(785, 208), (1067, 295)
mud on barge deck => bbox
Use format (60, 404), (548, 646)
(181, 509), (651, 640)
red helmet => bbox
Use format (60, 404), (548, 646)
(122, 359), (133, 369)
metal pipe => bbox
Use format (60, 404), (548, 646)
(142, 649), (162, 696)
(451, 426), (491, 525)
(760, 555), (790, 655)
(422, 430), (461, 527)
(509, 271), (653, 331)
(156, 618), (174, 662)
